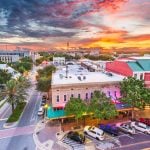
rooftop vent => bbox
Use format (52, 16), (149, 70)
(78, 76), (81, 81)
(59, 74), (63, 79)
(106, 72), (113, 77)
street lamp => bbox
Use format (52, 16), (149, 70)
(44, 104), (48, 120)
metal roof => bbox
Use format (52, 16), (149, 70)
(137, 59), (150, 71)
(127, 62), (143, 72)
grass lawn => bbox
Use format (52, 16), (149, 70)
(7, 102), (26, 123)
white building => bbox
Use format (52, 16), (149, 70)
(0, 50), (31, 63)
(53, 57), (65, 66)
(0, 64), (21, 79)
(0, 55), (19, 63)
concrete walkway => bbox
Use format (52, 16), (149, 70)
(0, 125), (35, 139)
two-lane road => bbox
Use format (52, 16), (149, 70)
(17, 88), (41, 127)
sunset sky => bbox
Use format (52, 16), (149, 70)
(0, 0), (149, 51)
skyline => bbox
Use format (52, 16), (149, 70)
(0, 0), (149, 51)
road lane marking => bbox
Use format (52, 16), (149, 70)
(114, 140), (150, 149)
(30, 93), (41, 122)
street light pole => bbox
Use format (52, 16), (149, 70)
(44, 104), (48, 122)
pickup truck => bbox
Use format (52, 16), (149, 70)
(99, 124), (119, 136)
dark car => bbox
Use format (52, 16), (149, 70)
(139, 118), (150, 126)
(42, 95), (47, 100)
(99, 124), (119, 136)
(67, 131), (85, 144)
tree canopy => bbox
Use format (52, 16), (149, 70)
(88, 91), (118, 120)
(9, 57), (33, 74)
(65, 98), (87, 124)
(0, 69), (12, 84)
(0, 77), (30, 112)
(120, 77), (150, 110)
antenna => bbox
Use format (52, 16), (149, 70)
(67, 42), (69, 52)
(66, 65), (68, 78)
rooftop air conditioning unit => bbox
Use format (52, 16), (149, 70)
(78, 76), (81, 81)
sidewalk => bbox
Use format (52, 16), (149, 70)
(0, 102), (11, 120)
(0, 125), (35, 139)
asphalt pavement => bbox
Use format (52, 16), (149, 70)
(17, 89), (41, 127)
(0, 134), (35, 150)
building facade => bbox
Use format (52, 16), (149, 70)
(0, 50), (31, 63)
(106, 57), (150, 88)
(51, 64), (124, 109)
(53, 57), (65, 66)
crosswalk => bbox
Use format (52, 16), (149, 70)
(62, 136), (85, 150)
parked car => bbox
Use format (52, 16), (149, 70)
(67, 131), (85, 144)
(139, 118), (150, 126)
(99, 124), (119, 136)
(38, 107), (44, 116)
(130, 121), (150, 134)
(42, 95), (47, 100)
(117, 123), (135, 135)
(41, 100), (46, 106)
(84, 126), (105, 140)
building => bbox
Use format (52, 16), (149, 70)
(80, 59), (111, 72)
(0, 50), (31, 63)
(0, 64), (21, 79)
(51, 64), (126, 109)
(0, 54), (19, 63)
(53, 57), (65, 66)
(106, 57), (150, 88)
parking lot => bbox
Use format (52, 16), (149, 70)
(61, 127), (150, 150)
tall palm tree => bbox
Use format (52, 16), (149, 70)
(0, 77), (30, 112)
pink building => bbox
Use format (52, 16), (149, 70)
(51, 65), (125, 109)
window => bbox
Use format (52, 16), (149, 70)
(86, 93), (88, 99)
(134, 73), (137, 78)
(71, 94), (74, 98)
(140, 74), (143, 80)
(64, 95), (66, 102)
(78, 94), (80, 99)
(56, 95), (59, 102)
(90, 130), (96, 134)
(91, 93), (93, 98)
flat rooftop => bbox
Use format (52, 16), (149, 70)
(52, 65), (125, 86)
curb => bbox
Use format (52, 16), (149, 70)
(3, 121), (18, 129)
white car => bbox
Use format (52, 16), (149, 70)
(84, 126), (105, 140)
(38, 107), (44, 116)
(130, 121), (150, 134)
(117, 123), (135, 134)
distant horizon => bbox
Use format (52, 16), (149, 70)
(0, 0), (149, 51)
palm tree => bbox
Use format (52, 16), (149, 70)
(0, 77), (30, 112)
(0, 69), (12, 84)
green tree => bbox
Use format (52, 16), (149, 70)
(120, 77), (150, 119)
(65, 98), (87, 125)
(0, 69), (12, 84)
(36, 65), (56, 100)
(88, 91), (117, 123)
(36, 77), (51, 99)
(9, 57), (33, 74)
(0, 77), (30, 112)
(37, 65), (56, 79)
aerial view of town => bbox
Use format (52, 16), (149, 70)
(0, 0), (150, 150)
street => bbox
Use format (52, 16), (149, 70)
(0, 66), (42, 150)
